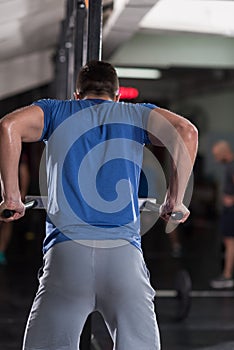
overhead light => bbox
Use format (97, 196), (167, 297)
(115, 67), (161, 79)
(140, 0), (234, 37)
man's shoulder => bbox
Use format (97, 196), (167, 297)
(33, 98), (63, 108)
(33, 98), (73, 106)
(136, 102), (157, 110)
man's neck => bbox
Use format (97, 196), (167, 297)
(83, 94), (114, 101)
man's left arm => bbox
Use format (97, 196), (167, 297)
(0, 105), (44, 221)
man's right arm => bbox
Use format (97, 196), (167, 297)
(147, 107), (198, 228)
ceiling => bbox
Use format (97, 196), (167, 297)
(1, 0), (234, 101)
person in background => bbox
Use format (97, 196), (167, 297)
(0, 149), (30, 265)
(210, 140), (234, 289)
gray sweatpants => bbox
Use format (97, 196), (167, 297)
(22, 240), (160, 350)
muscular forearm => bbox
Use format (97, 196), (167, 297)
(148, 107), (198, 206)
(0, 105), (43, 201)
(167, 120), (198, 204)
(0, 105), (43, 221)
(0, 119), (22, 202)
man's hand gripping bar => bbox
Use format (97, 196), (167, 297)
(141, 200), (184, 221)
(2, 200), (38, 219)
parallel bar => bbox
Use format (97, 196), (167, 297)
(25, 196), (157, 211)
(156, 289), (234, 298)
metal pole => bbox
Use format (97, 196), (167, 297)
(65, 0), (76, 98)
(54, 19), (68, 99)
(87, 0), (103, 62)
(74, 1), (87, 91)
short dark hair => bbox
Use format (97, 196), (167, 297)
(76, 60), (119, 99)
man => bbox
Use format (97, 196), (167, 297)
(0, 61), (198, 350)
(210, 140), (234, 289)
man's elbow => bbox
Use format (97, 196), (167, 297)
(0, 116), (20, 141)
(177, 121), (198, 144)
(0, 117), (12, 135)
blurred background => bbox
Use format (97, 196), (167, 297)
(1, 1), (234, 349)
(1, 0), (234, 197)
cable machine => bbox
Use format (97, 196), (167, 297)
(55, 0), (102, 100)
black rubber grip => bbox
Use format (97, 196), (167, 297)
(2, 209), (15, 218)
(2, 200), (38, 219)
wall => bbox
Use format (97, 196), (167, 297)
(171, 87), (234, 186)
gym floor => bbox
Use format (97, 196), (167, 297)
(0, 212), (234, 350)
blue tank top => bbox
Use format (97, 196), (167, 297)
(33, 98), (156, 253)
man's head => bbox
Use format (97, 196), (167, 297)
(75, 60), (119, 100)
(212, 140), (234, 163)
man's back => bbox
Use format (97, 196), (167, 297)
(35, 98), (155, 252)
